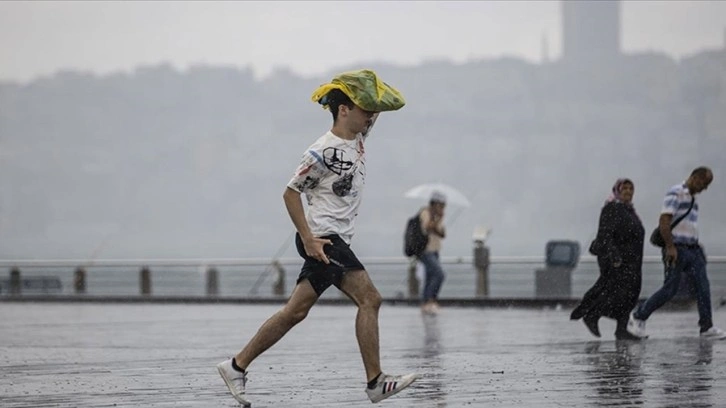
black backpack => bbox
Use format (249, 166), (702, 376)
(403, 212), (429, 257)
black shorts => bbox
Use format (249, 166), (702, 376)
(295, 233), (365, 296)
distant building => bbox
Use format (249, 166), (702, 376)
(541, 31), (550, 63)
(561, 0), (621, 61)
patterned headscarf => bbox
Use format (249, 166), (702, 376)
(605, 178), (634, 205)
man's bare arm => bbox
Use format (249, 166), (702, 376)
(659, 213), (677, 265)
(283, 187), (331, 263)
(434, 224), (446, 239)
(658, 213), (675, 247)
(422, 210), (445, 238)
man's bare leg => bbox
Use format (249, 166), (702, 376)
(235, 280), (319, 369)
(339, 269), (383, 381)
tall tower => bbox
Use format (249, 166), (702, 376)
(541, 31), (550, 64)
(562, 0), (621, 61)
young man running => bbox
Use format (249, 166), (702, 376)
(217, 73), (418, 406)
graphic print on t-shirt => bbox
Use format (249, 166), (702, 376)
(323, 146), (361, 197)
(286, 131), (370, 244)
(323, 147), (354, 175)
(295, 175), (320, 191)
(291, 151), (325, 192)
(332, 171), (354, 197)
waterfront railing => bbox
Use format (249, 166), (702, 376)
(1, 256), (725, 304)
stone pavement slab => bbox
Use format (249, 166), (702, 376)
(1, 302), (725, 407)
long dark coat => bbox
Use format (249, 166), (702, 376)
(570, 201), (645, 324)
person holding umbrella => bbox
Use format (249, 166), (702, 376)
(404, 183), (470, 314)
(418, 191), (448, 314)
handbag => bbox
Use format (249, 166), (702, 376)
(649, 196), (695, 247)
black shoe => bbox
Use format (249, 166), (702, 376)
(570, 308), (585, 321)
(583, 316), (601, 338)
(615, 330), (644, 341)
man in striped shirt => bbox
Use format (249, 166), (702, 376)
(628, 166), (726, 339)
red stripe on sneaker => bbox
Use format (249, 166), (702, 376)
(384, 382), (397, 393)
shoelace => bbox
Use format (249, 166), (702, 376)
(232, 371), (247, 387)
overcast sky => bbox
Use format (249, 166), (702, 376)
(1, 1), (725, 83)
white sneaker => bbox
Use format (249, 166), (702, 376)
(700, 326), (726, 340)
(627, 311), (646, 337)
(217, 358), (251, 407)
(421, 303), (437, 316)
(365, 372), (420, 403)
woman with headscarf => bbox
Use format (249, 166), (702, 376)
(570, 178), (645, 340)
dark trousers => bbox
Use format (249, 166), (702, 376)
(419, 252), (445, 302)
(635, 246), (712, 330)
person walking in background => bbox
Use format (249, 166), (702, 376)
(571, 178), (645, 340)
(419, 191), (447, 315)
(216, 70), (419, 406)
(628, 166), (726, 339)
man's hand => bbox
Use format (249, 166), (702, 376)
(427, 219), (438, 231)
(664, 244), (678, 267)
(283, 188), (332, 263)
(303, 236), (333, 264)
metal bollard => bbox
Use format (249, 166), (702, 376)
(74, 267), (87, 294)
(140, 266), (152, 295)
(9, 267), (21, 296)
(271, 261), (285, 296)
(407, 258), (419, 299)
(474, 241), (490, 297)
(206, 267), (219, 296)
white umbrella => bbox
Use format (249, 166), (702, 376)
(404, 183), (471, 207)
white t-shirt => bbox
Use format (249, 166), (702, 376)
(287, 130), (368, 244)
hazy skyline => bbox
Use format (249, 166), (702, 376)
(1, 1), (726, 84)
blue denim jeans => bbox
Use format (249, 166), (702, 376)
(635, 246), (712, 330)
(419, 252), (445, 302)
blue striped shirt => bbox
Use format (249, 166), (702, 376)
(661, 183), (699, 245)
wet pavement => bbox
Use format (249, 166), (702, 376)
(1, 302), (725, 407)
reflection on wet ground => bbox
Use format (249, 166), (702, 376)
(580, 340), (647, 406)
(0, 303), (724, 407)
(575, 337), (717, 408)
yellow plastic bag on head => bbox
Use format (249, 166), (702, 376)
(311, 69), (405, 112)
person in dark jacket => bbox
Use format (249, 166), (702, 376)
(571, 178), (645, 340)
